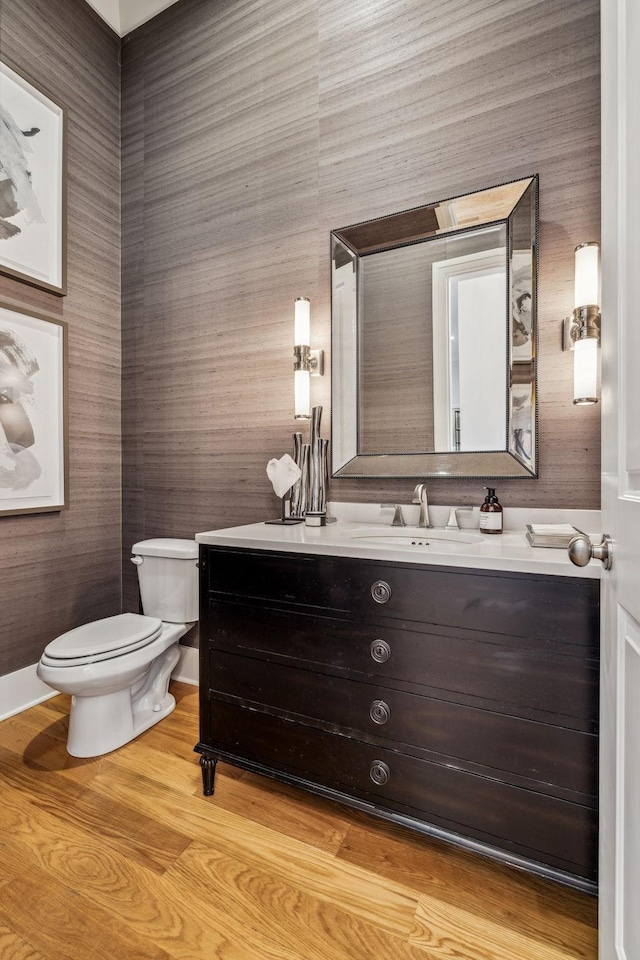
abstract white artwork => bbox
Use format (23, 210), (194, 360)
(510, 382), (534, 466)
(0, 59), (66, 294)
(0, 302), (67, 516)
(511, 249), (534, 362)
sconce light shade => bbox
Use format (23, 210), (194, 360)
(573, 336), (598, 405)
(294, 297), (311, 347)
(294, 369), (311, 419)
(293, 297), (323, 420)
(574, 243), (600, 309)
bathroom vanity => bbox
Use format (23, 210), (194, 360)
(195, 517), (600, 892)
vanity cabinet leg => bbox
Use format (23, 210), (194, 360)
(199, 754), (217, 796)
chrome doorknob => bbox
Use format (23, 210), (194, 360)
(568, 533), (613, 570)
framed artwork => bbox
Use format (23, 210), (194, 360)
(0, 58), (67, 295)
(510, 381), (535, 468)
(0, 300), (68, 516)
(511, 249), (534, 362)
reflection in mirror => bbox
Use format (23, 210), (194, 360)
(358, 225), (507, 454)
(331, 177), (538, 479)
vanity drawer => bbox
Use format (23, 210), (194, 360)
(209, 649), (597, 797)
(205, 547), (600, 644)
(206, 698), (597, 880)
(206, 599), (599, 729)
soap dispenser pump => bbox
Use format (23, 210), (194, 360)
(479, 487), (503, 534)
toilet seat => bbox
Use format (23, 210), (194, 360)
(41, 613), (163, 667)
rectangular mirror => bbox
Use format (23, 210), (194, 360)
(331, 176), (538, 478)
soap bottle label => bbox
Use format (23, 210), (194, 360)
(479, 512), (502, 531)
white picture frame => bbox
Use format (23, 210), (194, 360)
(0, 300), (68, 516)
(0, 59), (67, 295)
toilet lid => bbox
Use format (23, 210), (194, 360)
(43, 613), (163, 661)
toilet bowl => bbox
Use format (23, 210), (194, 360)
(37, 538), (198, 758)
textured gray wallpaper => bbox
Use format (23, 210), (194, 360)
(0, 0), (121, 676)
(0, 0), (600, 671)
(121, 0), (600, 620)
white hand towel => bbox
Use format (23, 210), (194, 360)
(266, 454), (302, 499)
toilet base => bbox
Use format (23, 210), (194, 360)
(67, 643), (181, 758)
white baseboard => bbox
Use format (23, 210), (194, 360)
(172, 643), (199, 686)
(0, 663), (57, 722)
(0, 643), (198, 723)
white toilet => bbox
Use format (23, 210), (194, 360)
(37, 538), (198, 758)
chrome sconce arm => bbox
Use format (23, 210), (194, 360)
(293, 343), (324, 376)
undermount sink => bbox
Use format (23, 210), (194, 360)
(340, 527), (484, 549)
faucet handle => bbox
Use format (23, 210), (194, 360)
(380, 504), (406, 527)
(445, 508), (459, 530)
(445, 506), (473, 531)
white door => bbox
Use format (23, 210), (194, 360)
(598, 1), (640, 956)
(431, 250), (506, 451)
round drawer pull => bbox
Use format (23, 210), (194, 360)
(370, 700), (391, 725)
(370, 639), (391, 663)
(371, 580), (392, 604)
(369, 760), (390, 786)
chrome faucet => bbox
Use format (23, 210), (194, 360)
(412, 484), (431, 528)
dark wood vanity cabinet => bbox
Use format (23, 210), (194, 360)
(195, 546), (600, 891)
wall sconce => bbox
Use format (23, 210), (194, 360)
(293, 297), (324, 419)
(562, 242), (601, 405)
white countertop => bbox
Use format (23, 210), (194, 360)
(196, 503), (603, 579)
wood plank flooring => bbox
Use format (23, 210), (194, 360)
(0, 682), (597, 960)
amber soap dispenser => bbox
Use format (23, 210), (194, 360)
(479, 487), (503, 534)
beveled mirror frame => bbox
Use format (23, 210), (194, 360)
(331, 176), (538, 479)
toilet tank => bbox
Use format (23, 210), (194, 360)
(131, 539), (199, 623)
